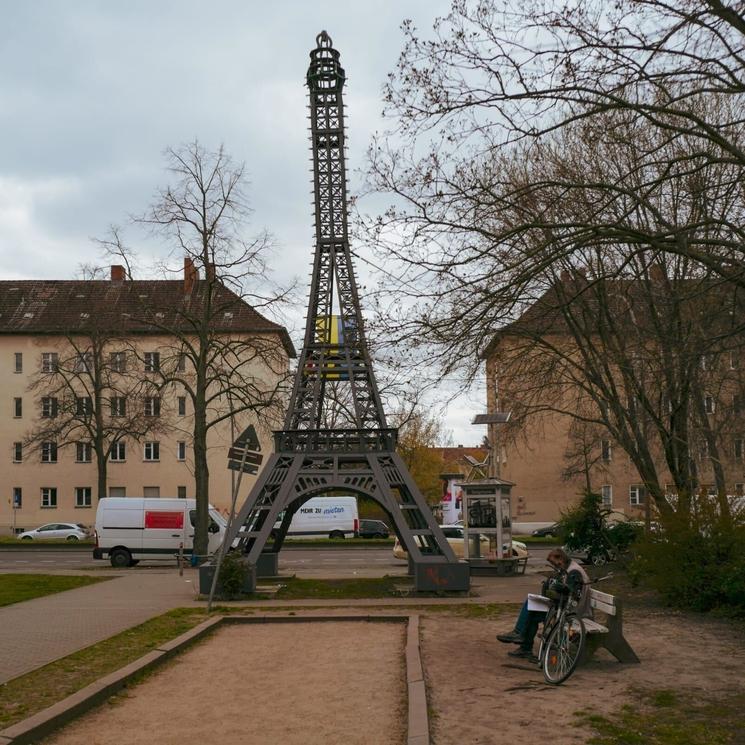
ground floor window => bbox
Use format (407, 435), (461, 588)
(75, 487), (92, 508)
(41, 487), (57, 508)
(601, 484), (612, 507)
(177, 486), (187, 498)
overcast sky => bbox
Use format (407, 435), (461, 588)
(0, 0), (487, 446)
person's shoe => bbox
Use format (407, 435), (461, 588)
(507, 647), (538, 664)
(496, 631), (525, 644)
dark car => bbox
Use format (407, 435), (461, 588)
(358, 519), (390, 539)
(531, 522), (561, 538)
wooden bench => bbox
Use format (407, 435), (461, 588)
(581, 588), (640, 664)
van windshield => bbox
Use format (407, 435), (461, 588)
(189, 509), (222, 532)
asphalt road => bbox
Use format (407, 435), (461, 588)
(0, 546), (553, 576)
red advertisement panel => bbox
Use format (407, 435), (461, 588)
(144, 510), (184, 530)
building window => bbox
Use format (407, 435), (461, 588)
(601, 484), (613, 506)
(177, 353), (187, 372)
(110, 351), (127, 373)
(736, 438), (744, 462)
(110, 396), (126, 417)
(144, 396), (161, 417)
(41, 396), (58, 418)
(76, 396), (93, 416)
(177, 441), (186, 461)
(41, 441), (58, 463)
(14, 397), (22, 417)
(601, 439), (612, 463)
(735, 483), (744, 497)
(76, 442), (92, 463)
(110, 441), (126, 462)
(629, 484), (646, 506)
(75, 487), (92, 508)
(14, 352), (22, 373)
(177, 396), (186, 416)
(144, 352), (160, 372)
(12, 487), (22, 509)
(177, 486), (187, 498)
(73, 352), (93, 373)
(705, 395), (715, 414)
(13, 442), (22, 462)
(144, 441), (160, 461)
(41, 487), (57, 508)
(143, 486), (160, 497)
(109, 486), (126, 497)
(41, 352), (58, 373)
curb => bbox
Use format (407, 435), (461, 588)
(0, 613), (429, 745)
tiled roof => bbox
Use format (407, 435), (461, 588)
(0, 279), (296, 357)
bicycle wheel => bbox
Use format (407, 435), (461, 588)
(542, 615), (586, 685)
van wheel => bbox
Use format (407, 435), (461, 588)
(110, 548), (132, 568)
(329, 531), (345, 539)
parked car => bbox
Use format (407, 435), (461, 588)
(531, 522), (561, 538)
(358, 519), (390, 539)
(393, 525), (528, 560)
(17, 523), (91, 541)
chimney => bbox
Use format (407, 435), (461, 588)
(184, 257), (198, 294)
(110, 265), (125, 281)
(205, 261), (216, 282)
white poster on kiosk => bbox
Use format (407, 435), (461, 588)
(440, 478), (462, 525)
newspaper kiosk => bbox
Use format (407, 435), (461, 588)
(460, 478), (518, 575)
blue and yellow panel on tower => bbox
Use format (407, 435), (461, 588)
(314, 315), (349, 380)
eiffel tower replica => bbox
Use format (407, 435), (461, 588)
(223, 31), (469, 592)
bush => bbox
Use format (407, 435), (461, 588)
(217, 551), (251, 598)
(559, 490), (614, 555)
(631, 518), (745, 614)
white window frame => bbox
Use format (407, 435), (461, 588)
(110, 396), (126, 417)
(144, 396), (161, 417)
(110, 441), (126, 462)
(76, 396), (92, 416)
(73, 352), (93, 373)
(705, 395), (716, 414)
(75, 486), (92, 508)
(176, 353), (186, 372)
(144, 352), (160, 373)
(110, 351), (127, 373)
(41, 352), (58, 373)
(12, 442), (22, 463)
(601, 484), (613, 506)
(41, 487), (57, 508)
(41, 396), (58, 418)
(76, 442), (92, 463)
(629, 484), (646, 506)
(601, 439), (612, 463)
(177, 441), (186, 461)
(41, 441), (57, 463)
(144, 441), (160, 462)
(12, 486), (22, 509)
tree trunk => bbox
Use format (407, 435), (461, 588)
(193, 384), (210, 559)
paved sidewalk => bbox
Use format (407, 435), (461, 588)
(0, 564), (541, 685)
(0, 570), (197, 684)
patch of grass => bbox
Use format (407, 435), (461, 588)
(577, 687), (745, 745)
(0, 608), (206, 729)
(273, 576), (405, 599)
(0, 574), (107, 607)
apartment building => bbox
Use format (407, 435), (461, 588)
(482, 273), (745, 530)
(1, 263), (295, 534)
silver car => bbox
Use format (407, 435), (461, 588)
(17, 523), (91, 541)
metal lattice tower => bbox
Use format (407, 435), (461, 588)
(221, 32), (466, 590)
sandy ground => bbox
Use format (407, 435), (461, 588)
(422, 607), (745, 744)
(46, 622), (406, 745)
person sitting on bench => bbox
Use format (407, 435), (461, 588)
(497, 547), (591, 662)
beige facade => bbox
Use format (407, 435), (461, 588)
(0, 275), (293, 535)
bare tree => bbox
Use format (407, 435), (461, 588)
(124, 142), (294, 558)
(25, 328), (164, 502)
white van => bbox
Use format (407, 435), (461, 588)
(93, 497), (227, 567)
(275, 496), (359, 539)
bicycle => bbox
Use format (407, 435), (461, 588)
(537, 575), (586, 685)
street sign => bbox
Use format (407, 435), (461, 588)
(227, 425), (263, 474)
